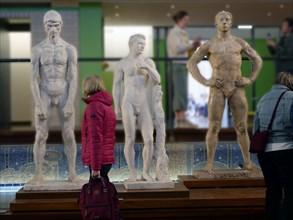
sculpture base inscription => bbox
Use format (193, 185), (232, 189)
(194, 169), (263, 179)
(23, 180), (86, 191)
(124, 181), (174, 190)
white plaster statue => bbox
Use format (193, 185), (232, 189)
(113, 34), (171, 182)
(29, 10), (78, 184)
(152, 84), (171, 182)
(187, 11), (263, 172)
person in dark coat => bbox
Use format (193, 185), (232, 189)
(81, 75), (116, 182)
(267, 17), (293, 75)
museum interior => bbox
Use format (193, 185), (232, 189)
(0, 0), (292, 219)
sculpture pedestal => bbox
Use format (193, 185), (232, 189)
(193, 169), (263, 179)
(23, 180), (87, 191)
(124, 181), (174, 190)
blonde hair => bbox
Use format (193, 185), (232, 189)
(276, 72), (293, 90)
(83, 75), (106, 96)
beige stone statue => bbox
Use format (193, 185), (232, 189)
(113, 34), (171, 183)
(187, 11), (263, 172)
(29, 10), (78, 184)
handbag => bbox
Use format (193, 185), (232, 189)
(78, 177), (120, 220)
(249, 90), (288, 154)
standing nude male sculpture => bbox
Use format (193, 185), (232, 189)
(30, 10), (78, 184)
(113, 34), (161, 182)
(187, 11), (263, 171)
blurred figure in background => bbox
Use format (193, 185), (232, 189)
(167, 10), (201, 128)
(267, 17), (293, 75)
(253, 72), (293, 220)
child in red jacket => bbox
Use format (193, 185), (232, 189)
(82, 75), (116, 182)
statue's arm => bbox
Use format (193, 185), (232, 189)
(65, 45), (78, 111)
(31, 47), (46, 120)
(113, 62), (124, 118)
(236, 38), (263, 83)
(144, 58), (161, 84)
(187, 41), (211, 86)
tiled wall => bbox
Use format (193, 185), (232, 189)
(0, 142), (259, 186)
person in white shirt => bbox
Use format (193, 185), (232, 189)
(167, 10), (200, 128)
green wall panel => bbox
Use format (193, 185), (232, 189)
(154, 39), (167, 112)
(79, 3), (103, 116)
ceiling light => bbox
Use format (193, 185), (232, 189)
(166, 13), (171, 17)
(115, 5), (119, 9)
(115, 13), (120, 17)
(280, 4), (284, 9)
(170, 5), (175, 9)
(225, 4), (230, 9)
(267, 12), (272, 16)
(238, 25), (252, 29)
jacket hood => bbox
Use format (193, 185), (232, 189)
(83, 90), (113, 106)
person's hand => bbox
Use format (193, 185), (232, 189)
(115, 109), (122, 120)
(266, 39), (275, 47)
(235, 77), (252, 87)
(192, 37), (201, 49)
(36, 103), (47, 120)
(136, 55), (150, 70)
(63, 104), (73, 118)
(206, 78), (223, 88)
(92, 170), (101, 179)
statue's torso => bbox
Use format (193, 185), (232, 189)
(121, 58), (149, 105)
(39, 43), (68, 96)
(209, 38), (243, 81)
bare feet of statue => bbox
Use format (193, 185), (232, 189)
(125, 175), (137, 182)
(28, 175), (44, 185)
(202, 162), (214, 172)
(142, 172), (155, 182)
(243, 161), (260, 171)
(68, 173), (80, 183)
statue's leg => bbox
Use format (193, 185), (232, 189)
(229, 89), (259, 170)
(122, 101), (137, 182)
(203, 89), (225, 172)
(138, 108), (155, 182)
(31, 100), (50, 184)
(58, 105), (78, 182)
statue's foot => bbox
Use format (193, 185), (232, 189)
(202, 163), (214, 173)
(125, 175), (137, 182)
(68, 173), (80, 183)
(243, 162), (260, 171)
(142, 172), (155, 182)
(27, 175), (44, 185)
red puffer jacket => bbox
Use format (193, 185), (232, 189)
(81, 91), (116, 170)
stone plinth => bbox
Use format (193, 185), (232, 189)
(23, 180), (87, 191)
(124, 181), (174, 190)
(194, 170), (263, 179)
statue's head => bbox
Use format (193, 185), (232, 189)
(43, 10), (63, 25)
(128, 34), (146, 55)
(43, 10), (63, 41)
(215, 11), (233, 32)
